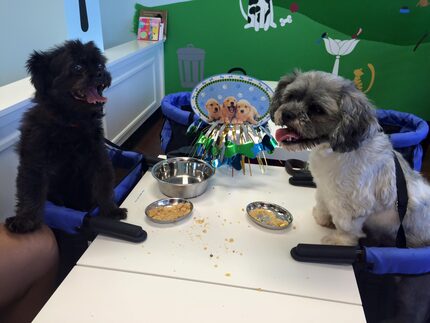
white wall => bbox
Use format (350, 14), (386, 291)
(100, 0), (136, 49)
(100, 0), (191, 49)
(0, 0), (189, 85)
(0, 0), (105, 87)
(0, 0), (68, 86)
(64, 0), (105, 50)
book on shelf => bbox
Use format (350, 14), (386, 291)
(139, 9), (168, 39)
(159, 23), (164, 41)
(137, 17), (162, 41)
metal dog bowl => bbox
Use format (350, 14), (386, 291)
(151, 157), (215, 198)
(145, 198), (193, 224)
(246, 201), (293, 230)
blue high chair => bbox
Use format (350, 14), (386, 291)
(291, 151), (430, 322)
(44, 140), (149, 282)
(43, 140), (148, 241)
(376, 109), (429, 171)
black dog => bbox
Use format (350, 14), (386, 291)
(6, 40), (127, 233)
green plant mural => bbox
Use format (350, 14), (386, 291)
(135, 0), (430, 119)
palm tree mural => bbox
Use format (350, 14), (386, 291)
(323, 38), (360, 75)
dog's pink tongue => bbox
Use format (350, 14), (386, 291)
(86, 87), (107, 104)
(275, 128), (300, 142)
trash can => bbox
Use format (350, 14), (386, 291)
(377, 109), (429, 171)
(177, 44), (205, 88)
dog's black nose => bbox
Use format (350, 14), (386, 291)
(96, 71), (110, 85)
(282, 110), (295, 123)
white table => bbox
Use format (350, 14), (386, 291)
(34, 266), (366, 323)
(78, 164), (361, 306)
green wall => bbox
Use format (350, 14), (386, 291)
(139, 0), (430, 119)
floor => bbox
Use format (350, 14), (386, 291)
(121, 109), (164, 159)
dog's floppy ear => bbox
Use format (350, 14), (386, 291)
(26, 51), (51, 94)
(330, 84), (379, 153)
(251, 105), (259, 118)
(270, 69), (301, 121)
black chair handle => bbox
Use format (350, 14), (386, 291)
(285, 159), (311, 176)
(289, 176), (316, 188)
(291, 243), (361, 264)
(83, 215), (147, 243)
(227, 67), (247, 75)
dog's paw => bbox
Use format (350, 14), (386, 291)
(312, 207), (335, 229)
(103, 208), (127, 220)
(321, 232), (358, 246)
(5, 216), (41, 233)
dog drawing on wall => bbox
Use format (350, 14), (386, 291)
(5, 40), (127, 233)
(239, 0), (277, 31)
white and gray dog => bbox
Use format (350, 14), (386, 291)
(270, 70), (430, 322)
(269, 70), (430, 248)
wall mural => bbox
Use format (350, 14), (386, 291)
(323, 37), (360, 75)
(353, 63), (375, 94)
(135, 0), (430, 119)
(417, 0), (429, 7)
(177, 44), (206, 88)
(280, 2), (298, 27)
(239, 0), (277, 31)
(238, 0), (299, 31)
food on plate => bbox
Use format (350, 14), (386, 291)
(248, 208), (289, 228)
(147, 203), (192, 222)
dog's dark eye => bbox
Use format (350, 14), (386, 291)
(286, 91), (304, 102)
(73, 64), (83, 72)
(97, 63), (104, 70)
(308, 104), (324, 115)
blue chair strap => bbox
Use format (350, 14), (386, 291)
(365, 246), (430, 275)
(393, 152), (408, 248)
